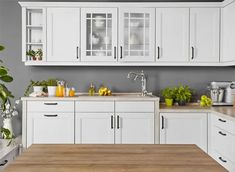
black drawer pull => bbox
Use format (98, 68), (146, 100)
(44, 103), (58, 105)
(219, 157), (227, 163)
(44, 114), (58, 117)
(111, 115), (114, 129)
(218, 118), (226, 123)
(218, 131), (227, 136)
(0, 160), (8, 166)
(161, 116), (164, 129)
(117, 115), (120, 129)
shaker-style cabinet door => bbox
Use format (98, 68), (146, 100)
(81, 8), (118, 62)
(75, 113), (115, 144)
(115, 113), (154, 144)
(47, 8), (80, 62)
(119, 8), (155, 62)
(156, 8), (189, 62)
(190, 8), (220, 62)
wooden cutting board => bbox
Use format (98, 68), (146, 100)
(5, 144), (227, 172)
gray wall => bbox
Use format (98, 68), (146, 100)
(0, 0), (234, 136)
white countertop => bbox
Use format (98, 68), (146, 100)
(21, 93), (160, 101)
(0, 136), (21, 159)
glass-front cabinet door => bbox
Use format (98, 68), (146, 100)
(81, 8), (117, 62)
(119, 8), (155, 62)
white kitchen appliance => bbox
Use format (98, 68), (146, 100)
(209, 81), (235, 106)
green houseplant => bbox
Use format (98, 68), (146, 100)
(161, 87), (175, 107)
(174, 85), (192, 106)
(26, 49), (43, 61)
(24, 80), (48, 96)
(47, 79), (58, 97)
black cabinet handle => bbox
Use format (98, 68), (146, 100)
(191, 47), (194, 59)
(120, 46), (123, 59)
(44, 103), (58, 105)
(76, 46), (79, 59)
(218, 118), (226, 123)
(44, 114), (58, 117)
(114, 46), (117, 59)
(161, 116), (164, 129)
(0, 160), (8, 166)
(111, 115), (114, 129)
(157, 46), (160, 59)
(117, 115), (120, 129)
(219, 157), (227, 163)
(218, 131), (227, 136)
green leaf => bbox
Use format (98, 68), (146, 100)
(0, 67), (8, 76)
(0, 45), (4, 51)
(0, 128), (11, 139)
(0, 75), (13, 82)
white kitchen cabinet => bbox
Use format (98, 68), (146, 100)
(115, 113), (154, 144)
(190, 8), (220, 62)
(119, 8), (155, 62)
(47, 8), (80, 62)
(209, 114), (235, 171)
(75, 113), (115, 144)
(81, 8), (118, 62)
(221, 1), (235, 62)
(156, 8), (189, 62)
(160, 113), (207, 152)
(27, 113), (74, 146)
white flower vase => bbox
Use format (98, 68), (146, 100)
(33, 86), (43, 93)
(47, 86), (56, 97)
(2, 118), (14, 139)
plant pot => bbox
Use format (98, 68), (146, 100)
(178, 100), (186, 106)
(33, 86), (43, 93)
(47, 86), (56, 97)
(2, 118), (14, 139)
(165, 98), (173, 107)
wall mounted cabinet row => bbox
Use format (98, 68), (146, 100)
(20, 2), (223, 66)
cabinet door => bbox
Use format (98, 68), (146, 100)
(119, 8), (155, 62)
(75, 113), (115, 144)
(115, 113), (154, 144)
(190, 8), (220, 62)
(160, 113), (207, 152)
(221, 1), (235, 62)
(81, 8), (117, 62)
(27, 113), (74, 147)
(47, 8), (80, 62)
(156, 8), (189, 62)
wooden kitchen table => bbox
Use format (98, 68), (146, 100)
(4, 144), (226, 172)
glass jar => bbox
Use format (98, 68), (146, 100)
(56, 81), (65, 97)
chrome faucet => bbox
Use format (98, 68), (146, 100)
(127, 70), (148, 96)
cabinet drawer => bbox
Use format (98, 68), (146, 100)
(27, 101), (74, 112)
(115, 101), (154, 112)
(76, 101), (114, 112)
(211, 150), (235, 171)
(0, 147), (18, 171)
(212, 114), (235, 135)
(212, 126), (235, 162)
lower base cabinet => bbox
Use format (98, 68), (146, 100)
(27, 113), (74, 146)
(75, 113), (155, 144)
(160, 113), (208, 152)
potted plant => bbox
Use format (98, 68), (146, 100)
(24, 80), (47, 96)
(26, 49), (43, 61)
(47, 78), (58, 97)
(174, 85), (192, 106)
(161, 87), (174, 107)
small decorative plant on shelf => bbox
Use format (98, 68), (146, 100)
(47, 79), (58, 97)
(174, 85), (192, 106)
(161, 87), (175, 107)
(26, 49), (43, 61)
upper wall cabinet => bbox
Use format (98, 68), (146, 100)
(119, 8), (155, 62)
(156, 8), (189, 62)
(81, 8), (118, 62)
(190, 8), (220, 62)
(221, 1), (235, 62)
(47, 8), (80, 62)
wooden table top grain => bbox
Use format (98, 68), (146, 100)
(5, 144), (227, 172)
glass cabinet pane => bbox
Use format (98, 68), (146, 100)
(123, 12), (150, 57)
(85, 12), (113, 57)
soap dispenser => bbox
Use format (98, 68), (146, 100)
(88, 83), (95, 96)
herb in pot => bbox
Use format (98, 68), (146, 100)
(161, 87), (175, 107)
(174, 85), (192, 106)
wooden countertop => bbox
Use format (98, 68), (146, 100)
(5, 144), (226, 172)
